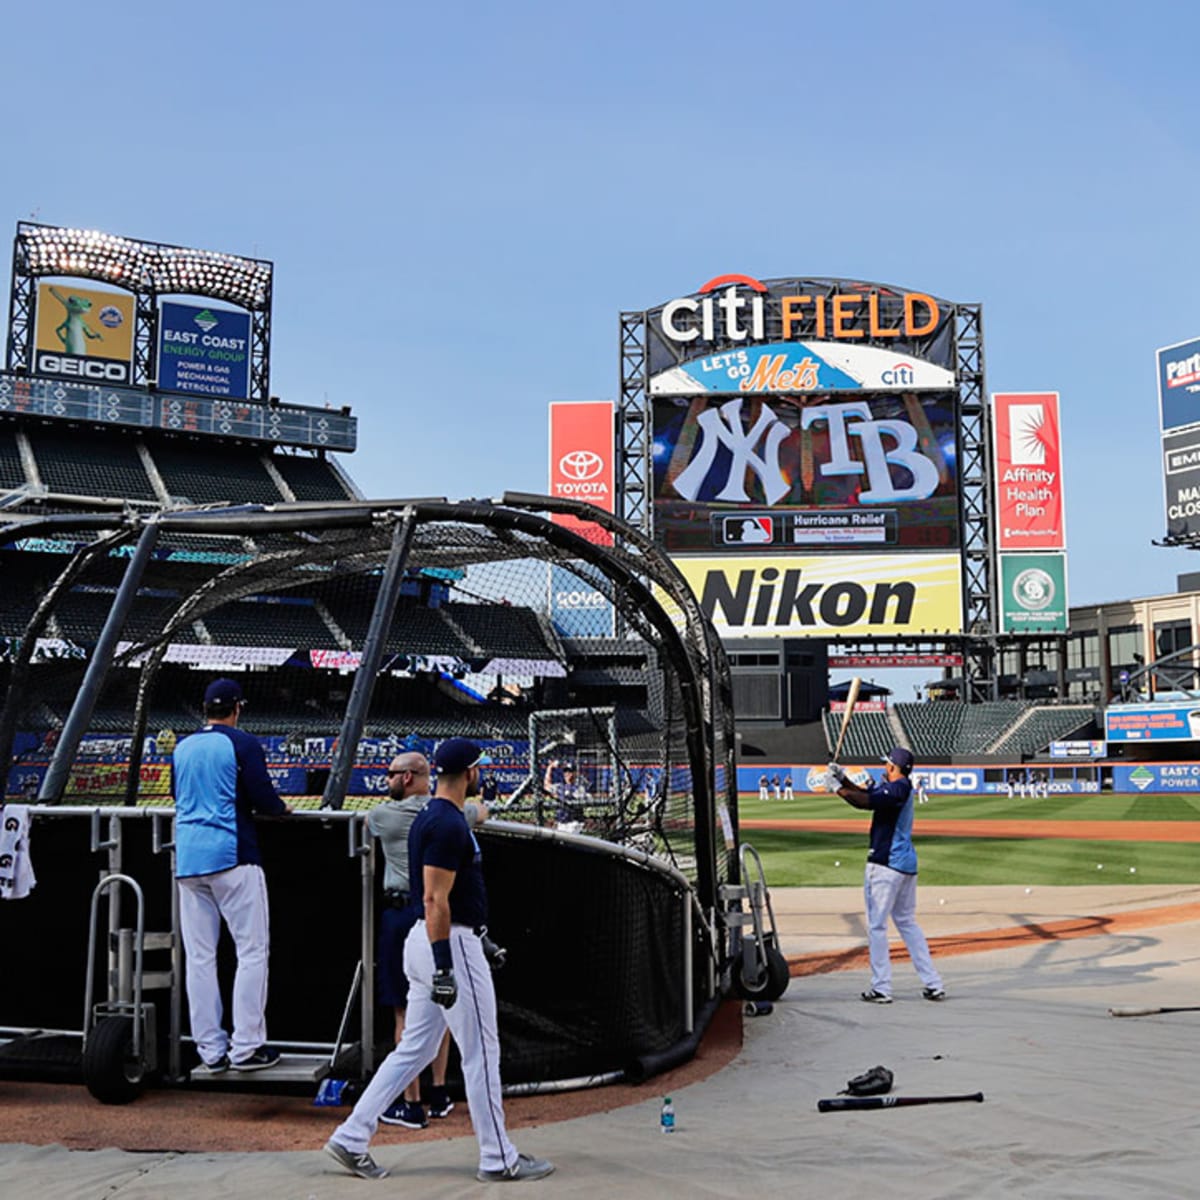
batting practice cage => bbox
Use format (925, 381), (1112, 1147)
(0, 496), (759, 1100)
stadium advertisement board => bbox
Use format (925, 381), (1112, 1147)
(1113, 763), (1200, 792)
(1050, 740), (1107, 758)
(652, 392), (961, 555)
(158, 301), (252, 399)
(992, 392), (1066, 551)
(1161, 426), (1200, 541)
(669, 552), (962, 638)
(548, 401), (614, 545)
(548, 563), (614, 638)
(1157, 336), (1200, 433)
(829, 652), (962, 668)
(997, 552), (1068, 634)
(34, 282), (135, 385)
(1105, 702), (1200, 742)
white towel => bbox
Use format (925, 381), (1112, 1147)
(0, 804), (36, 900)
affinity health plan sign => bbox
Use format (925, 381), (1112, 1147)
(158, 301), (251, 399)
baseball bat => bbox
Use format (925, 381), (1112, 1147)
(817, 1092), (983, 1113)
(832, 676), (862, 762)
(1108, 1005), (1200, 1018)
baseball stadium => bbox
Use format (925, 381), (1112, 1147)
(3, 226), (1200, 1197)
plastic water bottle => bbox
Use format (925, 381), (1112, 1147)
(660, 1096), (675, 1133)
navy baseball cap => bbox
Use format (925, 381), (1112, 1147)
(204, 678), (244, 707)
(433, 738), (490, 774)
(884, 746), (915, 771)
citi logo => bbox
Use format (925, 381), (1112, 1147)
(558, 450), (605, 481)
(661, 274), (767, 345)
(881, 363), (915, 386)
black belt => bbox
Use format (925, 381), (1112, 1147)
(384, 891), (409, 909)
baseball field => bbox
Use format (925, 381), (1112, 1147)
(738, 792), (1200, 887)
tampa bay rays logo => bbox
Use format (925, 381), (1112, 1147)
(0, 854), (12, 869)
(3, 817), (18, 833)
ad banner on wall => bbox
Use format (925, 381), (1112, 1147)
(1157, 336), (1200, 433)
(548, 401), (614, 546)
(992, 392), (1066, 551)
(668, 552), (962, 638)
(997, 553), (1068, 634)
(1105, 702), (1200, 743)
(34, 282), (135, 385)
(158, 301), (252, 398)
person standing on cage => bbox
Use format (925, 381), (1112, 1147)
(543, 759), (589, 834)
(172, 678), (291, 1074)
(367, 750), (487, 1129)
(325, 738), (554, 1183)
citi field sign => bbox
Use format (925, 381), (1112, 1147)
(648, 275), (957, 395)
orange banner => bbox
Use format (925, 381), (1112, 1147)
(548, 401), (615, 546)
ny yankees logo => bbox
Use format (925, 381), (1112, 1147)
(671, 398), (939, 505)
(672, 399), (790, 504)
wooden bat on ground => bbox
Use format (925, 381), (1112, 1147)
(831, 676), (862, 762)
(818, 1092), (984, 1112)
(1108, 1005), (1200, 1018)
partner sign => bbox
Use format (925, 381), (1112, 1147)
(548, 401), (614, 546)
(34, 282), (135, 385)
(158, 301), (251, 398)
(992, 392), (1066, 551)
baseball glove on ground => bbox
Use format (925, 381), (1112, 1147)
(840, 1065), (894, 1096)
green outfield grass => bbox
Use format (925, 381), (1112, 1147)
(737, 793), (1200, 822)
(735, 792), (1200, 887)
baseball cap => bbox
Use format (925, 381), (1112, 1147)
(432, 737), (491, 774)
(883, 746), (915, 771)
(204, 678), (244, 707)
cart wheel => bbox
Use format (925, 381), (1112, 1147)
(83, 1016), (147, 1104)
(733, 937), (791, 1001)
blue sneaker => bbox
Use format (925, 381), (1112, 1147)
(232, 1046), (281, 1071)
(195, 1054), (230, 1075)
(381, 1099), (427, 1129)
(427, 1086), (454, 1119)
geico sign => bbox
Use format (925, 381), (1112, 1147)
(916, 770), (980, 791)
(36, 352), (129, 382)
(659, 273), (940, 345)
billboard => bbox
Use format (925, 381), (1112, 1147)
(1157, 337), (1200, 433)
(992, 392), (1065, 550)
(548, 563), (615, 638)
(1105, 702), (1200, 743)
(997, 553), (1068, 634)
(668, 552), (962, 638)
(1162, 425), (1200, 541)
(548, 401), (615, 545)
(158, 301), (251, 398)
(34, 282), (135, 384)
(652, 391), (960, 555)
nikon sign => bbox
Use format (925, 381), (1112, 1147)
(669, 553), (962, 638)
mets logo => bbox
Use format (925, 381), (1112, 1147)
(558, 450), (605, 481)
(98, 305), (124, 329)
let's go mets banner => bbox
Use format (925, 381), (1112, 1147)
(665, 552), (962, 637)
(548, 401), (614, 546)
(992, 392), (1066, 551)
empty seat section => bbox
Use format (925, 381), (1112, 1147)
(990, 705), (1094, 758)
(153, 445), (284, 505)
(200, 597), (337, 647)
(271, 454), (352, 501)
(895, 702), (967, 758)
(0, 429), (26, 490)
(822, 708), (895, 760)
(31, 431), (158, 501)
(444, 603), (555, 658)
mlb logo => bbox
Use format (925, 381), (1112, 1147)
(722, 515), (774, 545)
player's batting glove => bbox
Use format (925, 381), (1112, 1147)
(480, 933), (508, 972)
(827, 763), (847, 783)
(431, 968), (458, 1008)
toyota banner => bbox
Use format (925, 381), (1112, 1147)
(548, 401), (615, 545)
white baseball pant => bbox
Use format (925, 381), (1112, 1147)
(177, 863), (271, 1065)
(864, 861), (943, 996)
(332, 922), (518, 1174)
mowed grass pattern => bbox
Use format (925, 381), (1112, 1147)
(737, 792), (1200, 887)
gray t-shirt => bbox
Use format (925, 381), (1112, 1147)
(366, 793), (483, 894)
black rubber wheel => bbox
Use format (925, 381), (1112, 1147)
(733, 936), (791, 1001)
(82, 1017), (147, 1104)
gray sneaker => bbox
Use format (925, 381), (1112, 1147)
(324, 1138), (389, 1180)
(476, 1153), (555, 1183)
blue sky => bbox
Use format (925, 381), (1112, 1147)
(3, 0), (1198, 620)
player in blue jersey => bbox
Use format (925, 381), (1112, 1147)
(325, 738), (553, 1183)
(172, 679), (290, 1073)
(829, 746), (945, 1004)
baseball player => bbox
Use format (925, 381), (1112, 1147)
(758, 774), (770, 801)
(172, 678), (291, 1073)
(543, 759), (588, 833)
(782, 774), (794, 801)
(828, 746), (945, 1004)
(325, 738), (553, 1182)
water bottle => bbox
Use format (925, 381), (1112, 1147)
(660, 1096), (675, 1133)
